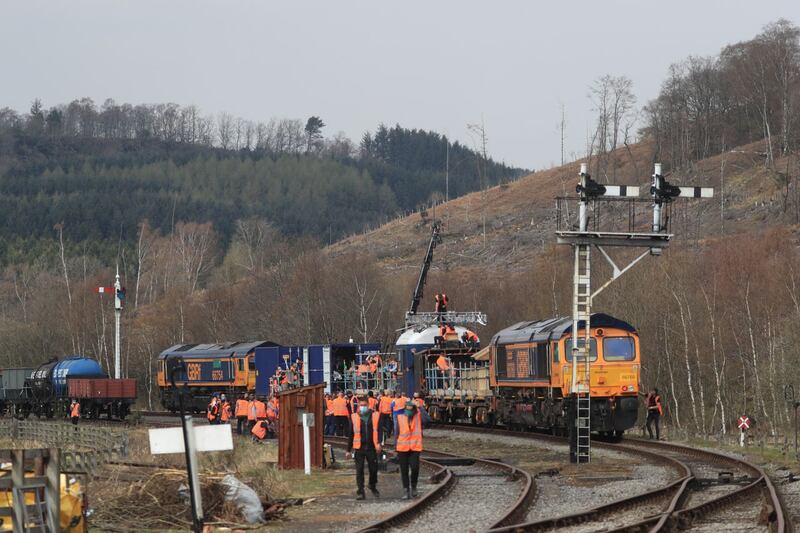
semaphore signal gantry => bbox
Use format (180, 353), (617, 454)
(556, 162), (713, 464)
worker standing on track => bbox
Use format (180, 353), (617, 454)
(645, 388), (663, 440)
(247, 393), (257, 433)
(235, 396), (249, 435)
(395, 399), (423, 499)
(348, 391), (359, 415)
(391, 391), (407, 439)
(220, 394), (231, 425)
(324, 393), (335, 436)
(333, 391), (350, 436)
(378, 390), (394, 443)
(254, 396), (267, 426)
(207, 394), (220, 424)
(367, 391), (378, 412)
(70, 399), (80, 428)
(347, 394), (382, 500)
(412, 392), (426, 410)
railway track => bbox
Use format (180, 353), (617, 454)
(76, 413), (790, 531)
(325, 435), (533, 533)
(432, 424), (787, 533)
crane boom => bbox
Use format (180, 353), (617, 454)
(408, 220), (442, 316)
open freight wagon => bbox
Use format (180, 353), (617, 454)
(0, 357), (137, 420)
(67, 377), (137, 419)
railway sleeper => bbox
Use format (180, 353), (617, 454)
(694, 475), (755, 487)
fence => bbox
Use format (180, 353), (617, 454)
(0, 419), (128, 474)
(331, 368), (399, 395)
(0, 448), (60, 533)
(423, 362), (491, 397)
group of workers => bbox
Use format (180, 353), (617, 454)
(207, 393), (280, 442)
(434, 324), (479, 350)
(336, 390), (427, 500)
(269, 358), (304, 394)
(334, 354), (399, 392)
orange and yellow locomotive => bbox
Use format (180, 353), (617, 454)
(416, 313), (640, 436)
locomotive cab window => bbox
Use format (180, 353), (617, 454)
(565, 338), (597, 362)
(603, 337), (635, 361)
(238, 359), (244, 371)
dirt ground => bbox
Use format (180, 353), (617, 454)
(83, 427), (421, 532)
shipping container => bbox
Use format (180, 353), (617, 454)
(254, 342), (382, 396)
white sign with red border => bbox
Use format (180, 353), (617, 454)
(737, 415), (750, 430)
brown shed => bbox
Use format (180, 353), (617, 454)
(277, 383), (325, 469)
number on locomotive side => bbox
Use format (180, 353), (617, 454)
(187, 363), (201, 381)
(211, 370), (223, 381)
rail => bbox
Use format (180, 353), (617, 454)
(431, 423), (787, 533)
(0, 419), (129, 474)
(325, 434), (534, 532)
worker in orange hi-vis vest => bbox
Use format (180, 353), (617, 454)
(332, 391), (350, 436)
(347, 394), (382, 500)
(235, 396), (249, 435)
(219, 394), (232, 424)
(252, 419), (268, 442)
(378, 390), (394, 442)
(395, 400), (423, 499)
(247, 393), (257, 433)
(367, 390), (378, 411)
(324, 393), (335, 436)
(70, 399), (81, 428)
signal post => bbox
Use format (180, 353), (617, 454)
(557, 163), (712, 463)
(95, 267), (126, 379)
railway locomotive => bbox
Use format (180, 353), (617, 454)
(411, 313), (640, 436)
(156, 340), (381, 411)
(0, 356), (136, 419)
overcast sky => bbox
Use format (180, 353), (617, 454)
(4, 1), (799, 169)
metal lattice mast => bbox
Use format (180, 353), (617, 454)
(571, 164), (593, 463)
(557, 162), (712, 464)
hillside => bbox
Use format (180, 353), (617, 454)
(0, 102), (526, 262)
(328, 138), (793, 273)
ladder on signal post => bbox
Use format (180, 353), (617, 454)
(576, 394), (592, 463)
(573, 242), (592, 463)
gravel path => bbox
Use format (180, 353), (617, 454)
(392, 461), (523, 533)
(423, 428), (676, 526)
(766, 464), (800, 532)
(686, 502), (767, 532)
(527, 460), (672, 523)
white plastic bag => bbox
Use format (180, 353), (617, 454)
(221, 474), (265, 524)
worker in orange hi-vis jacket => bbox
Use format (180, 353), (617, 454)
(347, 394), (382, 500)
(645, 388), (663, 440)
(378, 390), (394, 442)
(235, 396), (249, 435)
(70, 399), (81, 429)
(395, 400), (423, 499)
(332, 391), (350, 436)
(219, 394), (232, 424)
